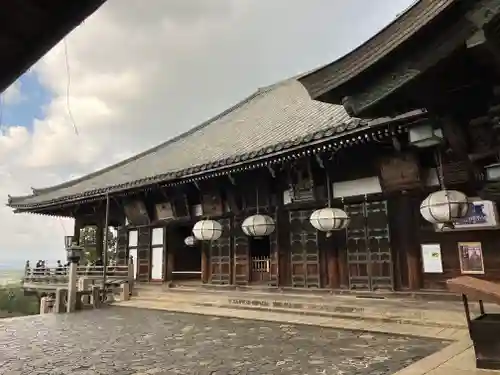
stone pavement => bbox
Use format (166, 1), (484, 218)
(0, 307), (448, 375)
(116, 297), (500, 375)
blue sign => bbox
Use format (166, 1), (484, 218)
(454, 203), (486, 226)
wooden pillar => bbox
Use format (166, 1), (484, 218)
(116, 226), (128, 265)
(73, 217), (84, 245)
(327, 235), (340, 289)
(201, 244), (209, 283)
(95, 223), (104, 260)
(400, 193), (422, 290)
(166, 250), (174, 282)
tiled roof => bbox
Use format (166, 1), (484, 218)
(299, 0), (456, 99)
(7, 79), (422, 210)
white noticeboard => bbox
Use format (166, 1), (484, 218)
(421, 244), (443, 273)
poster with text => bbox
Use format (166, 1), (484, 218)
(421, 244), (443, 273)
(458, 242), (485, 275)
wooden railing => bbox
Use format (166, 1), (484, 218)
(251, 256), (270, 273)
(23, 265), (130, 284)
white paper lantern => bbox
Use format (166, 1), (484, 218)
(420, 190), (470, 224)
(310, 208), (350, 232)
(184, 236), (196, 247)
(192, 220), (223, 241)
(241, 214), (275, 237)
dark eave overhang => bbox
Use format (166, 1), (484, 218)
(298, 0), (456, 101)
(0, 0), (106, 93)
(8, 110), (428, 214)
(299, 0), (500, 118)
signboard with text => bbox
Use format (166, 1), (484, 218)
(436, 199), (500, 232)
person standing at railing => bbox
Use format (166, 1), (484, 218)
(24, 260), (30, 276)
(55, 260), (64, 276)
(34, 260), (42, 276)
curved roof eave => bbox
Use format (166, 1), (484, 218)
(299, 0), (456, 100)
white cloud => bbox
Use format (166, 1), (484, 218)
(0, 0), (416, 266)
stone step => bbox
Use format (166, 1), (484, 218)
(130, 289), (471, 329)
(113, 298), (469, 341)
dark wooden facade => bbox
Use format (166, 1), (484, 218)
(290, 0), (500, 293)
(66, 122), (500, 294)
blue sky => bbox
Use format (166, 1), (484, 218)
(2, 72), (51, 130)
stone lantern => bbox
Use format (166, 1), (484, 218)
(66, 242), (84, 264)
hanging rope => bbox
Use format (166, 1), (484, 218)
(434, 149), (446, 190)
(63, 38), (79, 136)
(326, 169), (332, 208)
(255, 186), (260, 214)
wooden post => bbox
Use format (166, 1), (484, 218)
(400, 193), (422, 290)
(73, 217), (84, 245)
(327, 235), (340, 289)
(201, 243), (209, 283)
(166, 248), (174, 282)
(95, 224), (104, 260)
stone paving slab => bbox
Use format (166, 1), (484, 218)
(0, 307), (448, 375)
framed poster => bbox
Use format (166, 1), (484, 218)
(458, 242), (485, 275)
(421, 244), (443, 273)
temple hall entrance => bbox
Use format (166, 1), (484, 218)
(171, 223), (202, 282)
(249, 236), (271, 284)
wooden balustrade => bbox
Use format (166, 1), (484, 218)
(251, 256), (270, 273)
(23, 265), (130, 284)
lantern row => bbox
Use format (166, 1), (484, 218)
(184, 189), (471, 245)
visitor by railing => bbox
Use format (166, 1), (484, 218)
(251, 256), (270, 273)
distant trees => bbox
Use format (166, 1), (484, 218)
(0, 287), (39, 317)
(79, 226), (117, 264)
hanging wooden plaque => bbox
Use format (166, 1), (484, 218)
(379, 153), (422, 192)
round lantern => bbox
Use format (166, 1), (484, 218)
(420, 190), (470, 225)
(184, 236), (196, 247)
(310, 208), (350, 233)
(241, 214), (275, 237)
(192, 220), (223, 241)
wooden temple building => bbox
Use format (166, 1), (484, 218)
(9, 0), (500, 294)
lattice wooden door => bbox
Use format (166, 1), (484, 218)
(289, 210), (320, 288)
(232, 215), (249, 286)
(137, 227), (151, 282)
(210, 218), (231, 285)
(345, 201), (393, 291)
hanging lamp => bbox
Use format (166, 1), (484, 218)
(310, 164), (350, 236)
(241, 185), (275, 237)
(419, 150), (470, 228)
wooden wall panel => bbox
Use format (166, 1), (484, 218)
(419, 228), (500, 290)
